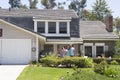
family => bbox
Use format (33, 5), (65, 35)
(59, 45), (75, 57)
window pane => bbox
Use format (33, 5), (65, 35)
(48, 22), (56, 33)
(85, 46), (92, 57)
(96, 46), (104, 57)
(59, 22), (67, 33)
(37, 22), (45, 33)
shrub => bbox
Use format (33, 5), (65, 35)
(94, 60), (108, 74)
(93, 58), (106, 64)
(104, 68), (118, 78)
(113, 54), (120, 58)
(110, 60), (118, 65)
(40, 56), (93, 68)
(40, 56), (58, 67)
(112, 58), (120, 64)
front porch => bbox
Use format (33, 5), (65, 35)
(38, 38), (113, 58)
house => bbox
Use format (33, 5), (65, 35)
(0, 9), (118, 64)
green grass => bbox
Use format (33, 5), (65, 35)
(17, 66), (74, 80)
(64, 65), (120, 80)
(17, 65), (120, 80)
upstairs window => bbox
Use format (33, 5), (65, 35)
(48, 22), (56, 33)
(59, 22), (67, 33)
(37, 22), (45, 33)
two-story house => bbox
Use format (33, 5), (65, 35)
(0, 9), (118, 64)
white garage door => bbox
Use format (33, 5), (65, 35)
(0, 39), (31, 65)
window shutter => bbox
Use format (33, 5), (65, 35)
(0, 29), (2, 37)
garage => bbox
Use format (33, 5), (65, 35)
(0, 39), (31, 65)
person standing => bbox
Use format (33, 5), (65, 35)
(70, 45), (75, 57)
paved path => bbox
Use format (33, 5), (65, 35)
(0, 65), (27, 80)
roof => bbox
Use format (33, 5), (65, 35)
(0, 9), (78, 20)
(80, 21), (119, 40)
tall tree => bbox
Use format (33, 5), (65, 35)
(41, 0), (56, 9)
(29, 0), (38, 9)
(69, 0), (87, 17)
(57, 2), (66, 9)
(92, 0), (111, 22)
(9, 0), (21, 8)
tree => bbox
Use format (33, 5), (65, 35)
(20, 4), (28, 9)
(41, 0), (56, 9)
(115, 37), (120, 54)
(9, 0), (21, 8)
(69, 0), (87, 16)
(57, 2), (66, 9)
(114, 17), (120, 27)
(29, 0), (38, 9)
(92, 0), (112, 22)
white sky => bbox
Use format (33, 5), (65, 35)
(0, 0), (119, 18)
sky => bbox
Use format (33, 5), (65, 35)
(0, 0), (119, 18)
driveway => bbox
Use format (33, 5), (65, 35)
(0, 65), (27, 80)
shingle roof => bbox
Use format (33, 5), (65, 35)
(80, 21), (118, 39)
(0, 9), (78, 19)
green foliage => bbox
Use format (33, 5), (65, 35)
(104, 68), (118, 78)
(29, 0), (38, 9)
(69, 0), (87, 16)
(41, 0), (56, 9)
(113, 54), (120, 58)
(94, 60), (108, 74)
(93, 58), (106, 64)
(40, 56), (93, 68)
(36, 62), (40, 67)
(9, 0), (21, 8)
(91, 0), (112, 22)
(40, 56), (58, 67)
(115, 38), (120, 54)
(110, 60), (118, 65)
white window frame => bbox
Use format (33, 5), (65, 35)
(95, 43), (105, 57)
(33, 20), (71, 37)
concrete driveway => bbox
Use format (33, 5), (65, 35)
(0, 65), (27, 80)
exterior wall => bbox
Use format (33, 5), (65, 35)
(0, 21), (37, 61)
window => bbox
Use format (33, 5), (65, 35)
(59, 22), (67, 33)
(0, 29), (2, 37)
(37, 22), (45, 33)
(96, 46), (104, 57)
(48, 22), (56, 33)
(85, 46), (92, 57)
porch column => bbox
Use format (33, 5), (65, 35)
(92, 45), (96, 57)
(53, 44), (57, 54)
(36, 37), (39, 61)
(34, 21), (37, 32)
(45, 21), (48, 34)
(67, 22), (70, 34)
(80, 45), (84, 56)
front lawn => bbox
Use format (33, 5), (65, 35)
(17, 67), (74, 80)
(17, 65), (120, 80)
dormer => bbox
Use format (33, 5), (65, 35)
(33, 16), (71, 37)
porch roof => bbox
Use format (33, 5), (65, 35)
(46, 38), (83, 44)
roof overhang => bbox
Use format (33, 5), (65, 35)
(82, 38), (119, 41)
(46, 38), (83, 44)
(0, 19), (46, 40)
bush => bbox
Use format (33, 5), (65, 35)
(104, 68), (118, 78)
(40, 56), (93, 68)
(94, 60), (108, 74)
(110, 60), (118, 65)
(113, 54), (120, 58)
(112, 58), (120, 64)
(93, 58), (106, 64)
(40, 56), (58, 67)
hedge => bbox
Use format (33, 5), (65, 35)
(40, 56), (93, 68)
